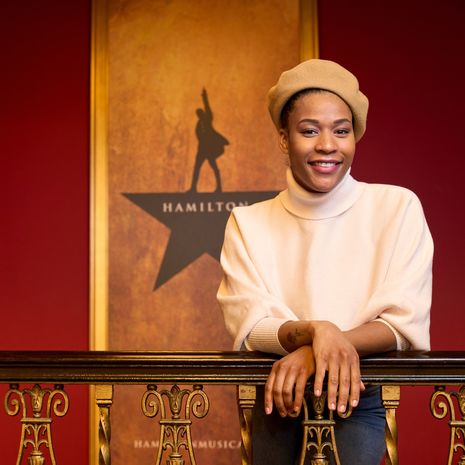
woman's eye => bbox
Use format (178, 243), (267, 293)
(301, 128), (318, 136)
(335, 128), (350, 135)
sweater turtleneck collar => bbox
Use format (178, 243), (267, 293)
(279, 168), (364, 220)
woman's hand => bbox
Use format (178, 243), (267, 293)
(264, 345), (315, 417)
(311, 321), (364, 413)
(276, 319), (397, 413)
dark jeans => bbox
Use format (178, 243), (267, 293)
(252, 385), (386, 465)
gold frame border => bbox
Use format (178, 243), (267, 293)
(88, 1), (318, 464)
(90, 0), (109, 354)
(89, 0), (108, 464)
(300, 0), (319, 61)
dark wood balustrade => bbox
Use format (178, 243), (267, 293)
(1, 350), (464, 465)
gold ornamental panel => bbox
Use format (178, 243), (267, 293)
(431, 385), (465, 465)
(4, 384), (69, 465)
(142, 384), (210, 465)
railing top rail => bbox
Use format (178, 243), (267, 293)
(0, 350), (464, 385)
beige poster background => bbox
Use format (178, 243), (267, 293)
(101, 1), (314, 464)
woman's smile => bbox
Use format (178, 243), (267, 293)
(308, 159), (342, 174)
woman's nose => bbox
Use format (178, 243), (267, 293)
(315, 132), (336, 153)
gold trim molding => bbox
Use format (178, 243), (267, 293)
(90, 0), (109, 353)
(300, 0), (319, 61)
(90, 1), (109, 464)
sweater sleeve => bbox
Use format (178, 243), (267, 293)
(217, 211), (296, 354)
(365, 192), (433, 350)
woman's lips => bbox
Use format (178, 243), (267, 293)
(308, 160), (342, 173)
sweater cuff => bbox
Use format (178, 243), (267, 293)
(245, 318), (291, 356)
(375, 318), (411, 350)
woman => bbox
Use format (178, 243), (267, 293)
(217, 59), (433, 464)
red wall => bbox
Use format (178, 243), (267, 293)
(319, 0), (465, 463)
(0, 1), (464, 464)
(0, 1), (90, 464)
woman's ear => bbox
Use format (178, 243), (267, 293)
(278, 128), (289, 154)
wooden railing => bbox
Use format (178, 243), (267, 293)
(1, 350), (464, 465)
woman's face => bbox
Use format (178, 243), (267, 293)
(279, 91), (356, 193)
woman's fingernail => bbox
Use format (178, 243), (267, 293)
(315, 389), (321, 396)
(338, 404), (346, 413)
(330, 402), (336, 410)
(352, 399), (358, 407)
(265, 407), (271, 415)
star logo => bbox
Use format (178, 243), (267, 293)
(124, 191), (277, 289)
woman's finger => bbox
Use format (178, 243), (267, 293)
(337, 361), (351, 413)
(269, 364), (287, 417)
(327, 358), (339, 411)
(293, 371), (307, 413)
(264, 370), (276, 414)
(281, 371), (297, 413)
(349, 359), (361, 408)
(313, 356), (327, 398)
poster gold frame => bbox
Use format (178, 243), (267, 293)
(88, 0), (319, 463)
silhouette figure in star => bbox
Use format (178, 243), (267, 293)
(189, 88), (229, 193)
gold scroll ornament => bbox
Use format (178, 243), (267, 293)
(5, 383), (69, 465)
(431, 385), (465, 465)
(142, 384), (210, 465)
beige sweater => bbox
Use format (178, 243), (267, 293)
(218, 169), (433, 354)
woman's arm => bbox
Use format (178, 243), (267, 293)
(278, 319), (397, 354)
(264, 319), (396, 417)
(344, 320), (397, 355)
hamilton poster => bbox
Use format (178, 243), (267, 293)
(104, 1), (311, 464)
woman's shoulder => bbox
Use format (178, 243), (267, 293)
(231, 194), (281, 218)
(226, 195), (286, 236)
(356, 182), (429, 229)
(360, 181), (422, 206)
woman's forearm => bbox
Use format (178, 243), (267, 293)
(277, 320), (314, 352)
(278, 319), (397, 356)
(343, 320), (397, 356)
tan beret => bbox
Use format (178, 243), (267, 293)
(268, 59), (369, 141)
